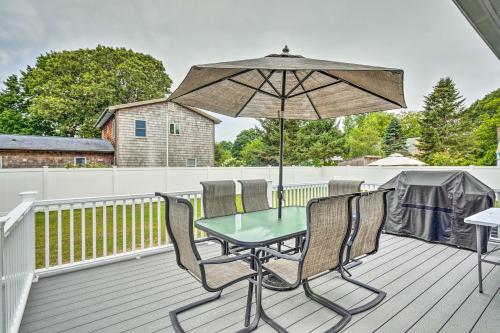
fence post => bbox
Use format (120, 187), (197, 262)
(42, 166), (49, 200)
(0, 216), (6, 333)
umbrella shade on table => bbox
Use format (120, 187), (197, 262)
(168, 47), (406, 217)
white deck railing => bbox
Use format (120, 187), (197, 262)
(0, 192), (36, 333)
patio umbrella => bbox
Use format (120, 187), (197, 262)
(168, 46), (406, 218)
(368, 153), (427, 166)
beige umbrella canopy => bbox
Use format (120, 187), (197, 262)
(168, 46), (406, 217)
(368, 153), (427, 166)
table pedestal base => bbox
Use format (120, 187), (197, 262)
(262, 274), (298, 291)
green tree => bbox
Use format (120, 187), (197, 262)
(398, 111), (422, 138)
(8, 45), (172, 137)
(231, 128), (260, 158)
(240, 138), (267, 166)
(215, 141), (233, 166)
(417, 78), (470, 164)
(257, 119), (302, 165)
(344, 112), (393, 158)
(382, 117), (408, 156)
(296, 119), (345, 166)
(467, 89), (500, 165)
(0, 75), (29, 134)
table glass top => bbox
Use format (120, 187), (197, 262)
(195, 207), (306, 246)
(464, 208), (500, 227)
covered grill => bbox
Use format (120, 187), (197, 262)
(382, 170), (495, 252)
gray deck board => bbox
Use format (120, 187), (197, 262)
(20, 235), (499, 333)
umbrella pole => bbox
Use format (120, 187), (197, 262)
(278, 70), (286, 219)
(278, 116), (284, 218)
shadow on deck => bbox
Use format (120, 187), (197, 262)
(20, 235), (499, 333)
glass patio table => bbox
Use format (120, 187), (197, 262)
(195, 206), (306, 248)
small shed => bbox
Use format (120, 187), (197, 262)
(0, 134), (114, 168)
(368, 153), (426, 166)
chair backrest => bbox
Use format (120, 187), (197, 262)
(300, 194), (355, 280)
(347, 190), (389, 260)
(160, 194), (202, 279)
(201, 180), (237, 218)
(238, 179), (270, 213)
(328, 180), (364, 196)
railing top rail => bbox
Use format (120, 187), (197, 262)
(1, 201), (33, 235)
(271, 181), (328, 188)
(34, 190), (203, 207)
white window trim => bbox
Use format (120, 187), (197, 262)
(186, 158), (197, 167)
(135, 119), (147, 138)
(74, 156), (86, 166)
(169, 123), (181, 135)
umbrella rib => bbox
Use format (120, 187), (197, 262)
(287, 80), (342, 98)
(227, 78), (280, 99)
(291, 71), (321, 120)
(169, 69), (254, 100)
(317, 70), (404, 108)
(234, 70), (276, 117)
(285, 70), (314, 98)
(257, 69), (281, 96)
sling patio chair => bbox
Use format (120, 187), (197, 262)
(201, 180), (238, 254)
(238, 179), (270, 213)
(155, 193), (263, 333)
(340, 188), (393, 314)
(328, 179), (365, 196)
(256, 194), (359, 332)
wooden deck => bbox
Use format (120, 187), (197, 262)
(20, 235), (499, 333)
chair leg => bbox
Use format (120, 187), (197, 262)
(237, 276), (263, 333)
(244, 281), (254, 326)
(303, 281), (351, 333)
(170, 290), (222, 333)
(339, 268), (386, 314)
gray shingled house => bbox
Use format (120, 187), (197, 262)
(96, 98), (221, 167)
(0, 134), (114, 168)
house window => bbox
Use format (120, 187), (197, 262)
(169, 123), (180, 135)
(135, 120), (147, 137)
(74, 157), (86, 167)
(186, 158), (197, 167)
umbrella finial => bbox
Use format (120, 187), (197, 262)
(282, 45), (289, 55)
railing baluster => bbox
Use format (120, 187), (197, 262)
(140, 198), (145, 249)
(112, 201), (117, 255)
(122, 200), (127, 253)
(92, 202), (96, 259)
(149, 197), (153, 248)
(131, 200), (136, 251)
(44, 207), (49, 269)
(69, 204), (74, 263)
(57, 206), (62, 266)
(81, 204), (85, 261)
(157, 197), (161, 246)
(103, 201), (107, 257)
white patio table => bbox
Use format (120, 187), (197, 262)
(465, 208), (500, 293)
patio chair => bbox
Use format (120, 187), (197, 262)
(201, 180), (237, 218)
(328, 179), (364, 196)
(156, 193), (263, 333)
(340, 188), (392, 314)
(238, 179), (270, 213)
(257, 194), (359, 332)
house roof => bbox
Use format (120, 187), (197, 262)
(368, 153), (426, 166)
(95, 98), (221, 128)
(0, 134), (114, 153)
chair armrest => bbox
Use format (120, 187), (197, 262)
(194, 236), (224, 246)
(256, 247), (300, 262)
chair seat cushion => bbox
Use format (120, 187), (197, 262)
(263, 258), (300, 285)
(204, 256), (256, 289)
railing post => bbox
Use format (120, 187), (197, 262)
(266, 180), (273, 208)
(0, 217), (6, 333)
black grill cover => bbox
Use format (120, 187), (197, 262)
(382, 170), (494, 252)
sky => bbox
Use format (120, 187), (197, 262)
(1, 0), (499, 142)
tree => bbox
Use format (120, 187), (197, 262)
(296, 119), (345, 166)
(417, 78), (470, 164)
(215, 141), (233, 166)
(382, 117), (408, 156)
(257, 119), (302, 165)
(231, 128), (260, 158)
(0, 75), (28, 134)
(240, 138), (266, 166)
(467, 89), (500, 165)
(4, 45), (172, 137)
(344, 112), (393, 158)
(398, 111), (422, 138)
